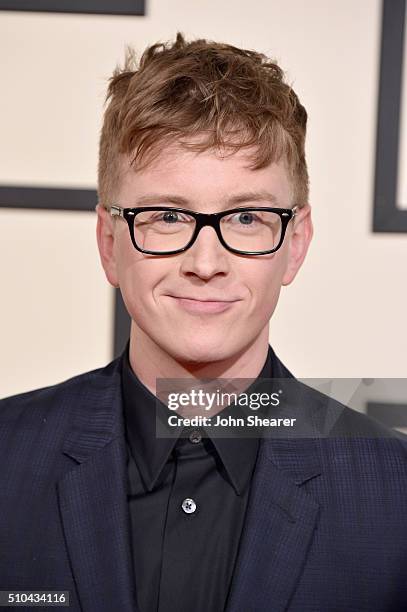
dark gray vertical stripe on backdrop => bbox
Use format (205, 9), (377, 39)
(373, 0), (407, 232)
(114, 289), (131, 358)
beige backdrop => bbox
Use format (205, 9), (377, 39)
(1, 0), (406, 398)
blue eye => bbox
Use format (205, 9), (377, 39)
(227, 212), (261, 226)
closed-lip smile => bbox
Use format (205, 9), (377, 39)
(167, 295), (241, 313)
(169, 295), (240, 302)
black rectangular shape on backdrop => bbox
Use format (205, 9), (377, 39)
(0, 185), (96, 212)
(0, 0), (145, 16)
(373, 0), (407, 232)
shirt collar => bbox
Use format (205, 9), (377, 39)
(121, 341), (280, 495)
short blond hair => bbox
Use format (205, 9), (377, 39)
(98, 32), (309, 209)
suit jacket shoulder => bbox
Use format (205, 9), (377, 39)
(0, 356), (121, 429)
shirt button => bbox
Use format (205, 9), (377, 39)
(189, 429), (202, 444)
(181, 498), (197, 514)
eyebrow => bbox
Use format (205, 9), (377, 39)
(132, 190), (281, 208)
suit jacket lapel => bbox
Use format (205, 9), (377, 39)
(226, 347), (323, 612)
(56, 356), (138, 612)
(225, 438), (322, 612)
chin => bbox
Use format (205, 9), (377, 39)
(168, 338), (234, 366)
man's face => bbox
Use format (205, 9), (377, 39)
(96, 142), (313, 365)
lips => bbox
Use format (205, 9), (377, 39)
(168, 295), (240, 314)
(170, 296), (238, 302)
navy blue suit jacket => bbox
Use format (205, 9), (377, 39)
(1, 346), (406, 612)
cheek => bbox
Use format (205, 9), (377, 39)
(246, 255), (285, 291)
(116, 255), (167, 320)
(247, 259), (286, 315)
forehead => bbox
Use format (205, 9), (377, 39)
(117, 140), (293, 209)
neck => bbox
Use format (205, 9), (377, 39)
(128, 322), (271, 396)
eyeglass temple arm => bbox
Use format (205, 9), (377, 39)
(110, 205), (125, 218)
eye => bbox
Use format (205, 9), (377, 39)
(160, 211), (179, 223)
(228, 211), (261, 225)
(151, 211), (192, 223)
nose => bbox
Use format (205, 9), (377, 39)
(179, 225), (230, 279)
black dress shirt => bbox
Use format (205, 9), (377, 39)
(121, 343), (273, 612)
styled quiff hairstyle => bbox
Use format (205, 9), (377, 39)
(97, 32), (309, 210)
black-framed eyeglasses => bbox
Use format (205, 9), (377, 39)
(110, 204), (298, 256)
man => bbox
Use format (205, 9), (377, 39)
(0, 32), (406, 612)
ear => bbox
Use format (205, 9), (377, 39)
(95, 203), (120, 288)
(281, 204), (313, 286)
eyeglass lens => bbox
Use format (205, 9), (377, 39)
(133, 208), (283, 253)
